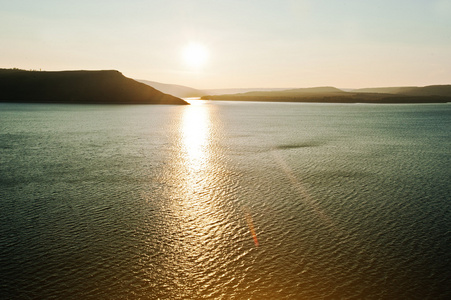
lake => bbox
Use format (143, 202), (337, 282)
(1, 101), (450, 299)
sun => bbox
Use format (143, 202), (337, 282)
(182, 43), (209, 69)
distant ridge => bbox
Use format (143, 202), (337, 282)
(353, 86), (418, 94)
(203, 87), (290, 95)
(136, 80), (297, 98)
(137, 79), (206, 98)
(201, 84), (451, 104)
(0, 69), (188, 105)
(228, 86), (345, 97)
(403, 85), (451, 97)
(353, 85), (451, 97)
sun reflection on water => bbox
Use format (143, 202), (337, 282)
(168, 103), (227, 284)
(181, 103), (210, 173)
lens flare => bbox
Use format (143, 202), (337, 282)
(245, 211), (259, 247)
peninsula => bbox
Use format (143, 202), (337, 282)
(0, 69), (188, 105)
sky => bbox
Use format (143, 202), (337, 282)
(1, 0), (451, 89)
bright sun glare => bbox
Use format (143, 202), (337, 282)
(182, 43), (209, 69)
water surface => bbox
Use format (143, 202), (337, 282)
(1, 101), (450, 299)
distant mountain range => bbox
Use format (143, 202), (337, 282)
(0, 69), (188, 105)
(203, 87), (291, 96)
(137, 79), (207, 98)
(137, 80), (292, 98)
(214, 86), (345, 97)
(137, 80), (451, 103)
(352, 87), (418, 94)
(200, 85), (451, 104)
(352, 85), (451, 97)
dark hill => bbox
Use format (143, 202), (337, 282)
(0, 69), (188, 105)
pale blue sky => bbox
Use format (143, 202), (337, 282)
(1, 0), (450, 88)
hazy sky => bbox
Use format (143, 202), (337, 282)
(1, 0), (450, 89)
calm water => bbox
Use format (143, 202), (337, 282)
(1, 101), (450, 299)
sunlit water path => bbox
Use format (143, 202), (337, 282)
(1, 101), (450, 299)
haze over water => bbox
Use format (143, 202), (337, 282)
(1, 101), (450, 299)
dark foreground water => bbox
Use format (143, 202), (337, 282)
(1, 101), (450, 299)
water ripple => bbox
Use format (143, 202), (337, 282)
(1, 103), (450, 299)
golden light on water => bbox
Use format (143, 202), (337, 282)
(179, 104), (261, 249)
(181, 103), (210, 172)
(167, 103), (224, 276)
(157, 102), (262, 293)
